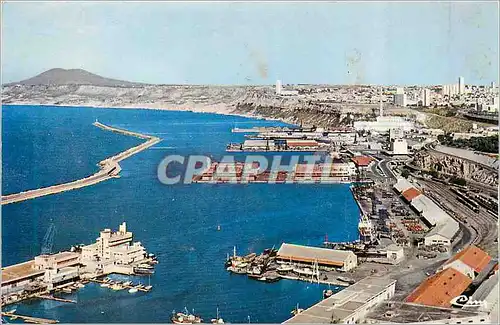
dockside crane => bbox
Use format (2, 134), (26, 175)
(41, 223), (56, 255)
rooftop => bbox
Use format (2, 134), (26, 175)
(445, 245), (492, 273)
(284, 277), (396, 323)
(1, 260), (44, 284)
(406, 267), (472, 308)
(277, 243), (355, 266)
(425, 218), (460, 240)
(350, 156), (373, 167)
(367, 301), (484, 323)
(402, 187), (422, 202)
(394, 178), (413, 193)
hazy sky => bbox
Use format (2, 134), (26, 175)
(2, 1), (499, 85)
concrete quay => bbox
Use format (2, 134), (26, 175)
(1, 122), (161, 205)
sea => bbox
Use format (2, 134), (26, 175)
(1, 104), (360, 323)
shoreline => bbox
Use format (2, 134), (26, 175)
(2, 102), (294, 125)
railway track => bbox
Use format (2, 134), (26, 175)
(421, 180), (498, 255)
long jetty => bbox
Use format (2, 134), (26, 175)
(2, 311), (59, 324)
(1, 122), (161, 205)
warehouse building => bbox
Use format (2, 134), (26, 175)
(423, 220), (460, 246)
(441, 245), (492, 279)
(242, 139), (276, 151)
(277, 243), (357, 272)
(406, 267), (472, 308)
(463, 272), (499, 323)
(393, 187), (460, 247)
(401, 187), (422, 202)
(284, 277), (396, 324)
(393, 178), (414, 194)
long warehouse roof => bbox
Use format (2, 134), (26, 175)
(277, 243), (354, 265)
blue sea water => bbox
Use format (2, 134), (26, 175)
(2, 105), (360, 323)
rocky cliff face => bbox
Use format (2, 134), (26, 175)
(412, 150), (498, 186)
(2, 84), (374, 127)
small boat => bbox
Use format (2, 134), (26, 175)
(171, 308), (202, 324)
(293, 267), (315, 276)
(128, 288), (138, 293)
(111, 284), (123, 291)
(277, 264), (294, 273)
(123, 281), (132, 286)
(100, 283), (110, 288)
(265, 275), (281, 283)
(77, 283), (85, 288)
(323, 289), (334, 299)
(337, 276), (355, 284)
(144, 285), (153, 291)
(226, 266), (247, 275)
(217, 225), (221, 231)
(136, 284), (145, 289)
(211, 308), (224, 324)
(138, 263), (154, 269)
(62, 288), (72, 294)
(291, 303), (304, 316)
(134, 267), (155, 275)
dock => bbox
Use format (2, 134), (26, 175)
(2, 311), (59, 324)
(278, 273), (350, 287)
(1, 122), (161, 205)
(88, 278), (152, 292)
(38, 295), (77, 303)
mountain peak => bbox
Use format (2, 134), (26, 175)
(8, 68), (144, 87)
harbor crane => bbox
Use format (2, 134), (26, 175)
(41, 223), (56, 255)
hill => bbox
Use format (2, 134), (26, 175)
(6, 68), (144, 87)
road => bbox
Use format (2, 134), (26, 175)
(1, 122), (161, 205)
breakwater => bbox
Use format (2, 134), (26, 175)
(1, 122), (161, 205)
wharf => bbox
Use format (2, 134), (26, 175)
(2, 311), (58, 324)
(88, 279), (152, 292)
(1, 122), (161, 205)
(38, 295), (76, 303)
(278, 273), (350, 287)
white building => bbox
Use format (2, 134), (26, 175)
(385, 244), (405, 264)
(423, 219), (459, 246)
(389, 128), (404, 141)
(443, 84), (459, 97)
(459, 76), (465, 94)
(80, 222), (147, 266)
(329, 162), (357, 177)
(275, 79), (298, 96)
(285, 277), (397, 324)
(422, 88), (431, 107)
(276, 80), (282, 95)
(390, 138), (408, 155)
(353, 116), (414, 133)
(43, 266), (80, 290)
(394, 87), (407, 107)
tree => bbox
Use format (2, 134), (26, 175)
(450, 177), (467, 186)
(401, 169), (410, 178)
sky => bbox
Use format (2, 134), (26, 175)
(2, 1), (499, 85)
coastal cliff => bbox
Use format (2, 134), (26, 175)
(2, 84), (374, 127)
(412, 149), (498, 187)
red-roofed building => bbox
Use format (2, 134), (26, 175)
(406, 267), (472, 308)
(351, 156), (373, 167)
(401, 187), (422, 202)
(442, 245), (492, 279)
